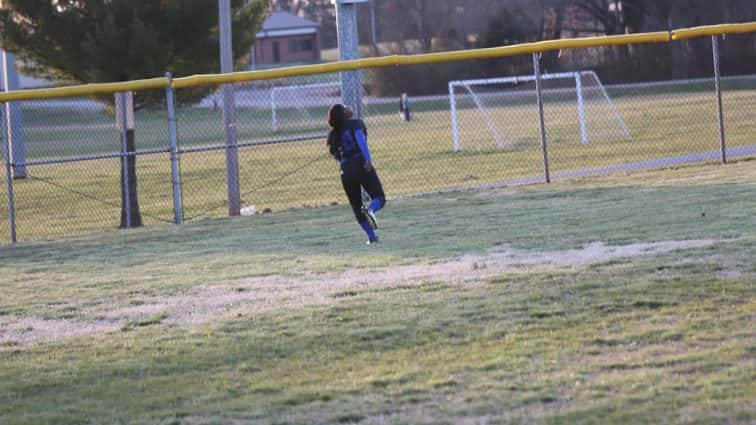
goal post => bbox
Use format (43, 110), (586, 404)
(449, 71), (632, 151)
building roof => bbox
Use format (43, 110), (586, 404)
(256, 11), (319, 38)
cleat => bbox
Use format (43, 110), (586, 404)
(362, 205), (378, 229)
(367, 236), (380, 245)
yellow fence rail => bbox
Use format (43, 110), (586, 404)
(0, 22), (754, 102)
(0, 77), (169, 102)
(672, 21), (756, 40)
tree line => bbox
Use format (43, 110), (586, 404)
(1, 1), (754, 98)
(273, 0), (756, 95)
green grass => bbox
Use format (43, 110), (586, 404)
(0, 161), (755, 424)
(2, 79), (755, 242)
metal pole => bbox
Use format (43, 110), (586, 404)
(575, 73), (589, 145)
(1, 104), (17, 243)
(334, 0), (364, 118)
(219, 0), (241, 216)
(165, 73), (184, 225)
(1, 50), (26, 178)
(117, 92), (131, 228)
(449, 82), (461, 152)
(533, 53), (551, 184)
(712, 35), (726, 164)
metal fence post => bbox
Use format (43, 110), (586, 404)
(1, 50), (27, 179)
(165, 73), (184, 225)
(533, 53), (551, 184)
(712, 35), (727, 164)
(1, 104), (17, 243)
(219, 0), (241, 216)
(116, 92), (131, 228)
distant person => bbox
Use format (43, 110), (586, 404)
(399, 93), (411, 122)
(326, 104), (386, 244)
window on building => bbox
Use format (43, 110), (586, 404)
(288, 39), (313, 53)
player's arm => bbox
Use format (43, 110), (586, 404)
(355, 129), (373, 171)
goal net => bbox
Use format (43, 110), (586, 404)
(448, 71), (632, 151)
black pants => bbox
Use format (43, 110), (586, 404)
(341, 159), (386, 222)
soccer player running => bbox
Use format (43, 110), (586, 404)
(326, 104), (386, 244)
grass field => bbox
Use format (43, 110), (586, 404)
(1, 77), (755, 242)
(1, 160), (755, 424)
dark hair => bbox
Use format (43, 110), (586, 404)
(328, 104), (353, 128)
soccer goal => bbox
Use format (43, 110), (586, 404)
(270, 82), (342, 132)
(448, 71), (632, 151)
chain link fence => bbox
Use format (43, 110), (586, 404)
(2, 32), (755, 243)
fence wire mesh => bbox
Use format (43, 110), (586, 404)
(1, 90), (176, 241)
(1, 35), (755, 243)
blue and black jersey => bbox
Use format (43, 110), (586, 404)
(327, 119), (371, 165)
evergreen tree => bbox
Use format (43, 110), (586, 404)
(0, 0), (270, 106)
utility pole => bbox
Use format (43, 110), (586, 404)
(219, 0), (241, 216)
(333, 0), (367, 118)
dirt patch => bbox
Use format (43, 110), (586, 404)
(0, 239), (720, 346)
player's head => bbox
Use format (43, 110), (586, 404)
(328, 104), (353, 128)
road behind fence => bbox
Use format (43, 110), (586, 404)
(1, 23), (755, 243)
